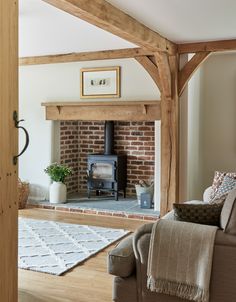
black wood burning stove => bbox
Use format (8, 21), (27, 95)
(87, 154), (127, 200)
(87, 121), (127, 200)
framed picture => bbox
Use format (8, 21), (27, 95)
(80, 66), (120, 99)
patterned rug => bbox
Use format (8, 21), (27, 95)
(18, 218), (129, 275)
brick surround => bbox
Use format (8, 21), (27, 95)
(60, 121), (155, 196)
(60, 121), (79, 194)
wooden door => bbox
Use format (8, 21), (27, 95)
(0, 0), (18, 300)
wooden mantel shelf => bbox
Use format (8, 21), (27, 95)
(42, 100), (161, 121)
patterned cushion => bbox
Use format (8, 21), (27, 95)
(210, 175), (236, 202)
(220, 188), (236, 234)
(173, 203), (223, 226)
(211, 171), (236, 199)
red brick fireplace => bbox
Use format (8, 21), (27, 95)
(60, 120), (155, 196)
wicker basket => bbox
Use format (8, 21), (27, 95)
(18, 179), (29, 209)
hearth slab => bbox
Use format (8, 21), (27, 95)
(28, 196), (159, 218)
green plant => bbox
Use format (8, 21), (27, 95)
(44, 163), (72, 183)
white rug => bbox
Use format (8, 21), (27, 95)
(18, 218), (129, 275)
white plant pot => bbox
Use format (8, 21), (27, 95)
(49, 181), (67, 204)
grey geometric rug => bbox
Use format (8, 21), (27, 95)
(18, 218), (129, 275)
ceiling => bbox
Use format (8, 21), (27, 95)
(19, 0), (135, 57)
(107, 0), (236, 43)
(19, 0), (236, 57)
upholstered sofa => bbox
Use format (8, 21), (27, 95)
(108, 188), (236, 302)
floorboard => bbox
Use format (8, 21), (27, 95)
(18, 209), (148, 302)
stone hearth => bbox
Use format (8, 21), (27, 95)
(28, 195), (159, 221)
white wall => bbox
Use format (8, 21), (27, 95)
(24, 53), (236, 204)
(187, 52), (236, 199)
(201, 53), (236, 188)
(187, 65), (204, 200)
(19, 59), (160, 200)
(179, 55), (188, 202)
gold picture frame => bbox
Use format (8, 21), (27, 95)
(80, 66), (120, 99)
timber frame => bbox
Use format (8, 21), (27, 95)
(20, 0), (236, 215)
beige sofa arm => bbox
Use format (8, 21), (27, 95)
(133, 223), (153, 260)
(108, 234), (135, 278)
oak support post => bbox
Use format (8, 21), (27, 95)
(136, 52), (179, 216)
(160, 55), (179, 216)
(154, 52), (172, 99)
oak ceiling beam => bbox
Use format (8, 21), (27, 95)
(42, 0), (176, 54)
(178, 39), (236, 54)
(19, 48), (154, 66)
(178, 52), (211, 96)
(135, 56), (162, 92)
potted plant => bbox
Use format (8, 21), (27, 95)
(44, 163), (72, 204)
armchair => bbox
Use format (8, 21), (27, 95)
(108, 188), (236, 302)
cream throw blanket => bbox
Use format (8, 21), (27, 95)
(147, 220), (218, 302)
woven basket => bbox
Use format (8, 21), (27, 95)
(18, 179), (29, 209)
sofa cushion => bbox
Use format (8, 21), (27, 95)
(173, 203), (223, 226)
(211, 171), (236, 199)
(108, 234), (135, 278)
(203, 186), (213, 203)
(220, 188), (236, 235)
(162, 201), (206, 220)
(210, 175), (236, 202)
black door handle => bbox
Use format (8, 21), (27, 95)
(13, 111), (30, 165)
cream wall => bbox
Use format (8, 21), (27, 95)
(187, 52), (236, 199)
(20, 53), (236, 204)
(187, 65), (204, 199)
(179, 55), (188, 202)
(19, 59), (160, 200)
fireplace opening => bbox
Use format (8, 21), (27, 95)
(59, 120), (155, 201)
(28, 120), (159, 220)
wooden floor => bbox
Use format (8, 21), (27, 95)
(18, 209), (148, 302)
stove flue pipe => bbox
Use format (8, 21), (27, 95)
(104, 121), (114, 155)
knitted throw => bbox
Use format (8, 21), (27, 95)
(147, 220), (218, 302)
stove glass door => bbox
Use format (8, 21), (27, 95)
(91, 162), (114, 180)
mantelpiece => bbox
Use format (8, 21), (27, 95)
(41, 100), (161, 121)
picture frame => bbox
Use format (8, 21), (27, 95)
(80, 66), (120, 99)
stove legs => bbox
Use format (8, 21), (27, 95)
(87, 188), (127, 200)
